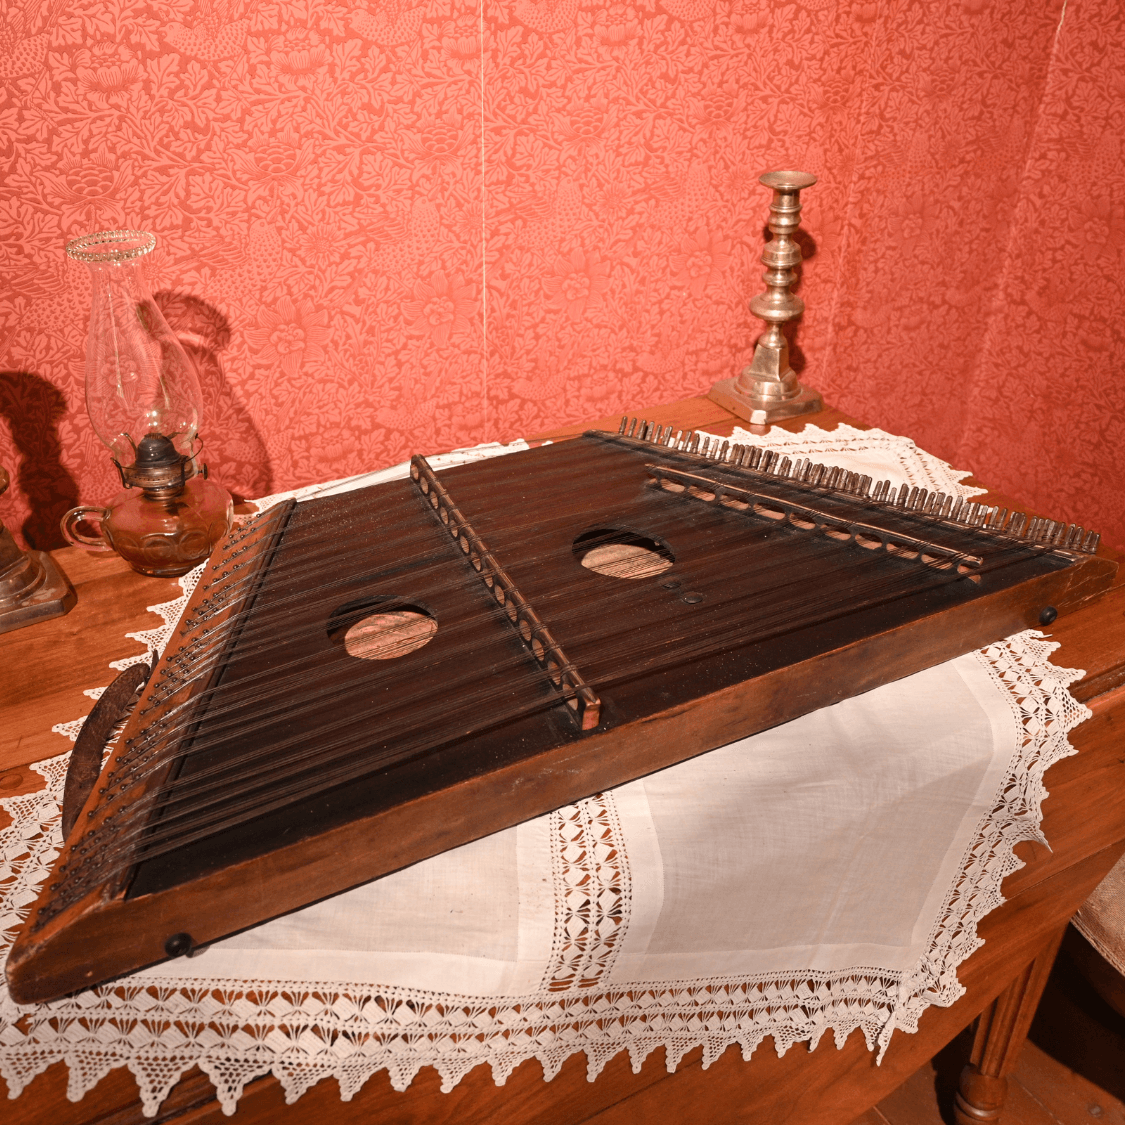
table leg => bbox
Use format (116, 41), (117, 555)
(953, 923), (1067, 1124)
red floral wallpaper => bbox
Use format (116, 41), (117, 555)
(1, 0), (1122, 552)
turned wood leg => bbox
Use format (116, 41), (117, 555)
(953, 924), (1066, 1124)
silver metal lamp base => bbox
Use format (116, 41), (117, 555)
(0, 548), (77, 636)
(0, 465), (77, 636)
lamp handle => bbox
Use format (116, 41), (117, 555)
(60, 506), (113, 551)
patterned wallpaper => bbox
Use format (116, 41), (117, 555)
(1, 0), (1122, 552)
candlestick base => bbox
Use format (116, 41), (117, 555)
(708, 374), (823, 427)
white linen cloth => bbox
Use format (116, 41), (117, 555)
(0, 425), (1091, 1117)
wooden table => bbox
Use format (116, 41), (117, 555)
(3, 399), (1124, 1125)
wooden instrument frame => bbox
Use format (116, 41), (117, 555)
(6, 425), (1117, 1004)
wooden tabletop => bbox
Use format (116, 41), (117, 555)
(2, 398), (1124, 1125)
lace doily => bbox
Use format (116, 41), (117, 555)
(0, 432), (1089, 1118)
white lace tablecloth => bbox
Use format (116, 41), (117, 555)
(0, 425), (1090, 1117)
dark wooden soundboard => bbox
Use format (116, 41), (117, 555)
(2, 400), (1124, 1125)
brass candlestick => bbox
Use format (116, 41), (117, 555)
(710, 170), (823, 426)
(0, 466), (76, 636)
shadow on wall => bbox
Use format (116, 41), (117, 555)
(155, 292), (272, 502)
(0, 370), (79, 551)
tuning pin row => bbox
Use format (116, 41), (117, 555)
(617, 418), (1103, 555)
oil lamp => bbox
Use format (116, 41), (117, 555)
(60, 230), (232, 577)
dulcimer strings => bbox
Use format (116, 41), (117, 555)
(82, 498), (1040, 879)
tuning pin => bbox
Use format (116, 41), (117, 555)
(732, 446), (745, 466)
(747, 447), (763, 469)
(627, 418), (639, 438)
(618, 417), (628, 434)
(1084, 530), (1101, 553)
(777, 456), (791, 477)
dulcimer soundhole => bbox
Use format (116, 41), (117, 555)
(575, 528), (675, 579)
(342, 608), (437, 660)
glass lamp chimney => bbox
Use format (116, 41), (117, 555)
(65, 229), (204, 480)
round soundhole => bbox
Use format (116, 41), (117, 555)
(343, 609), (437, 660)
(573, 528), (674, 580)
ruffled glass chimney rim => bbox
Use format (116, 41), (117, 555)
(66, 229), (156, 264)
